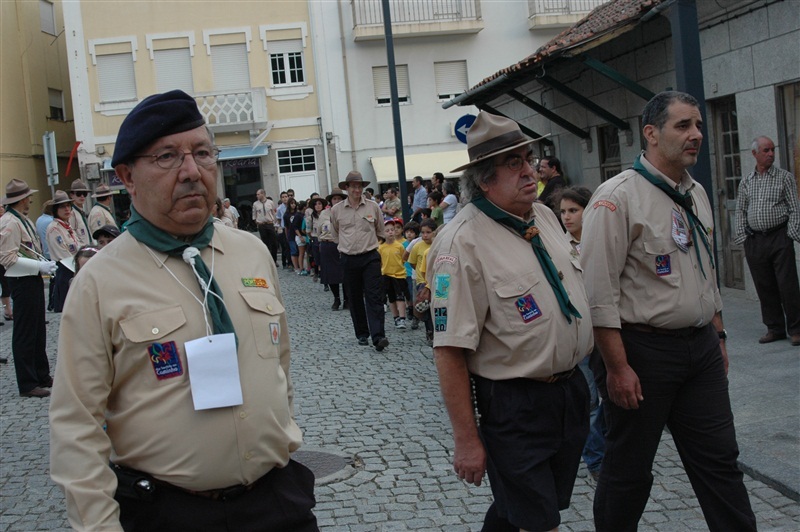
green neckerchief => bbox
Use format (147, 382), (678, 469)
(632, 154), (714, 279)
(7, 207), (41, 257)
(126, 205), (237, 342)
(97, 202), (113, 214)
(471, 195), (582, 323)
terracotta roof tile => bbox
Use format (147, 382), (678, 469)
(470, 0), (667, 91)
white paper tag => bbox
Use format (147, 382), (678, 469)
(184, 333), (243, 410)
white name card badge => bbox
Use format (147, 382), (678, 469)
(184, 333), (243, 410)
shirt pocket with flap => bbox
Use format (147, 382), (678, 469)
(494, 272), (552, 330)
(118, 305), (188, 387)
(119, 305), (187, 344)
(642, 237), (680, 286)
(239, 290), (286, 359)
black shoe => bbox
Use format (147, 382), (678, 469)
(41, 376), (54, 388)
(374, 337), (389, 352)
(324, 285), (330, 292)
(331, 298), (341, 311)
(358, 337), (369, 346)
(20, 387), (50, 398)
(343, 300), (349, 310)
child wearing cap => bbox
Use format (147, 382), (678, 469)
(378, 219), (410, 329)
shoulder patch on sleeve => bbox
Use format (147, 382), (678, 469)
(593, 199), (617, 211)
(434, 254), (458, 266)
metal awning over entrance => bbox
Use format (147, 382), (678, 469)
(370, 150), (470, 184)
(218, 145), (269, 161)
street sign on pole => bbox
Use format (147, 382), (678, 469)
(43, 131), (59, 189)
(454, 114), (476, 144)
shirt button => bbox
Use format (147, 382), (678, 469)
(239, 411), (247, 419)
(267, 305), (273, 311)
(517, 285), (523, 291)
(151, 328), (159, 335)
(244, 452), (252, 460)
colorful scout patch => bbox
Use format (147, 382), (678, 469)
(516, 294), (542, 323)
(655, 255), (671, 276)
(434, 307), (448, 332)
(593, 199), (617, 211)
(242, 277), (269, 288)
(270, 323), (280, 344)
(434, 274), (451, 300)
(148, 341), (183, 380)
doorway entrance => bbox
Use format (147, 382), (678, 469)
(222, 157), (262, 231)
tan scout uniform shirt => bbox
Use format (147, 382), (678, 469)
(46, 220), (79, 261)
(49, 226), (302, 530)
(428, 202), (593, 380)
(69, 208), (91, 246)
(253, 198), (275, 224)
(88, 203), (117, 232)
(0, 210), (43, 268)
(317, 209), (335, 242)
(581, 154), (722, 330)
(330, 197), (385, 255)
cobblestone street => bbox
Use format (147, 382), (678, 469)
(1, 266), (798, 530)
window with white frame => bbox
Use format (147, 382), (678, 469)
(96, 53), (137, 103)
(434, 60), (467, 101)
(48, 88), (64, 120)
(598, 125), (621, 182)
(278, 148), (316, 173)
(210, 43), (251, 91)
(154, 48), (194, 94)
(269, 40), (305, 86)
(372, 65), (409, 106)
(39, 0), (56, 35)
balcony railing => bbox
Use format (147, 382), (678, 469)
(528, 0), (607, 16)
(194, 87), (268, 133)
(352, 0), (481, 27)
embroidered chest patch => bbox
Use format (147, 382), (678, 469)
(516, 294), (542, 323)
(242, 277), (269, 288)
(270, 322), (281, 344)
(656, 255), (671, 276)
(148, 341), (183, 380)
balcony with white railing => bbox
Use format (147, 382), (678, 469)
(194, 87), (268, 133)
(528, 0), (608, 29)
(352, 0), (483, 41)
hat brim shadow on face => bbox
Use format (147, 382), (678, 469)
(451, 137), (539, 173)
(337, 180), (370, 189)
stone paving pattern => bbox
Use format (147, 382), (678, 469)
(1, 265), (799, 531)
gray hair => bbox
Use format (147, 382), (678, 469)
(751, 136), (771, 152)
(642, 91), (699, 130)
(460, 158), (497, 201)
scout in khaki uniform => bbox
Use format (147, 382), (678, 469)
(88, 183), (118, 231)
(581, 91), (756, 532)
(429, 112), (593, 531)
(252, 188), (278, 262)
(45, 190), (80, 313)
(49, 90), (317, 531)
(68, 179), (92, 246)
(0, 179), (57, 397)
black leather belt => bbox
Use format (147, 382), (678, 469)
(749, 221), (787, 236)
(622, 323), (706, 337)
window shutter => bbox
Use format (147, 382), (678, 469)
(268, 39), (302, 54)
(372, 65), (409, 104)
(96, 53), (137, 102)
(434, 61), (467, 99)
(211, 44), (250, 91)
(39, 0), (56, 35)
(154, 48), (194, 94)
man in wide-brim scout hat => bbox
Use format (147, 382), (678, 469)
(427, 111), (591, 532)
(0, 178), (57, 398)
(329, 170), (389, 352)
(88, 184), (118, 231)
(67, 179), (91, 246)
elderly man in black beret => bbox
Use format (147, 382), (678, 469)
(49, 90), (317, 531)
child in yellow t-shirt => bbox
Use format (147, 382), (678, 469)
(407, 218), (437, 344)
(378, 218), (410, 329)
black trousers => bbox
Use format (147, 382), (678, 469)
(744, 225), (800, 335)
(117, 460), (318, 532)
(257, 223), (279, 264)
(592, 324), (756, 532)
(341, 250), (385, 343)
(8, 275), (50, 393)
(52, 261), (73, 313)
(277, 229), (291, 267)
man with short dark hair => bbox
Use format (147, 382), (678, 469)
(430, 112), (592, 531)
(735, 135), (800, 346)
(275, 191), (291, 269)
(68, 179), (92, 246)
(582, 91), (756, 531)
(538, 156), (566, 214)
(49, 90), (317, 531)
(411, 175), (427, 223)
(381, 187), (401, 220)
(253, 188), (278, 263)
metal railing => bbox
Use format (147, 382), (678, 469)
(352, 0), (481, 27)
(194, 88), (267, 130)
(528, 0), (607, 16)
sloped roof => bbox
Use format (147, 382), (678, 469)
(452, 0), (668, 105)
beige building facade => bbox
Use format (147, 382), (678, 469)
(1, 0), (76, 218)
(63, 0), (327, 227)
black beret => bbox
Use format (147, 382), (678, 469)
(111, 90), (206, 167)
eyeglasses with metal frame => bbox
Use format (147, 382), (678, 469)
(133, 147), (220, 170)
(496, 153), (536, 172)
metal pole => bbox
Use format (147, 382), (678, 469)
(668, 0), (720, 285)
(381, 0), (409, 223)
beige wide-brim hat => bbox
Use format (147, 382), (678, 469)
(2, 179), (37, 205)
(51, 190), (73, 206)
(326, 187), (348, 202)
(451, 112), (547, 172)
(70, 179), (90, 193)
(92, 184), (115, 198)
(338, 170), (370, 189)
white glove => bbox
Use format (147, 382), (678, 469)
(39, 261), (57, 275)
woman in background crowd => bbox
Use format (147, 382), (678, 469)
(318, 189), (347, 310)
(46, 191), (79, 312)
